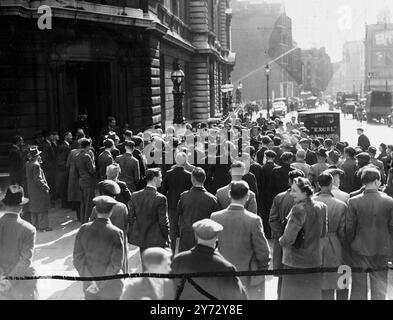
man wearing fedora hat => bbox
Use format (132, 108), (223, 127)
(25, 146), (52, 232)
(73, 195), (125, 300)
(0, 185), (37, 300)
(171, 218), (248, 300)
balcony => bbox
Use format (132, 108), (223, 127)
(1, 0), (145, 22)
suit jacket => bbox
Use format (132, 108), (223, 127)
(0, 214), (37, 299)
(115, 180), (132, 206)
(305, 149), (317, 166)
(98, 150), (114, 181)
(40, 140), (56, 172)
(346, 189), (393, 257)
(133, 149), (147, 191)
(314, 192), (348, 289)
(8, 145), (25, 185)
(73, 218), (124, 299)
(171, 245), (248, 300)
(98, 146), (120, 160)
(271, 164), (292, 199)
(116, 153), (140, 192)
(90, 203), (129, 273)
(75, 150), (96, 188)
(211, 205), (271, 287)
(25, 160), (50, 213)
(256, 146), (268, 165)
(161, 167), (192, 210)
(357, 134), (370, 151)
(260, 161), (278, 211)
(121, 278), (175, 300)
(67, 149), (82, 202)
(243, 172), (258, 200)
(216, 184), (257, 214)
(128, 186), (170, 248)
(177, 186), (220, 252)
(56, 141), (71, 171)
(269, 190), (295, 269)
(249, 161), (263, 198)
(340, 158), (358, 193)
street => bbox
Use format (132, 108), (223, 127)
(1, 108), (390, 300)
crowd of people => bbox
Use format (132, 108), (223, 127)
(1, 110), (393, 300)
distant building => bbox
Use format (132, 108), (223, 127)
(301, 47), (333, 97)
(0, 0), (235, 171)
(231, 0), (302, 103)
(327, 41), (365, 97)
(342, 41), (365, 94)
(365, 18), (393, 92)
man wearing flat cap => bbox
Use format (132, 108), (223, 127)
(0, 185), (37, 300)
(356, 128), (370, 152)
(171, 219), (248, 300)
(90, 180), (129, 273)
(73, 195), (125, 300)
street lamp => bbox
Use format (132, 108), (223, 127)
(367, 72), (373, 92)
(171, 62), (185, 125)
(265, 64), (271, 118)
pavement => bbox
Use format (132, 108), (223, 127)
(2, 108), (393, 300)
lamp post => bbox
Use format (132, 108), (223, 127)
(171, 63), (185, 125)
(367, 72), (373, 92)
(265, 64), (271, 119)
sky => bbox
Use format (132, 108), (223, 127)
(237, 0), (393, 62)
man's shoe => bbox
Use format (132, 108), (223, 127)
(44, 227), (53, 232)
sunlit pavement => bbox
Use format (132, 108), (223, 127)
(2, 108), (393, 300)
(3, 206), (276, 300)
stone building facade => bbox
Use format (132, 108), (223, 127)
(0, 0), (235, 171)
(301, 47), (333, 97)
(231, 0), (302, 103)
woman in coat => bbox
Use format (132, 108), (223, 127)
(279, 177), (327, 300)
(67, 147), (82, 221)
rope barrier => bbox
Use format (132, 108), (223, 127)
(4, 265), (393, 281)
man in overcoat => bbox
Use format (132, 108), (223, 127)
(346, 168), (393, 300)
(55, 132), (72, 208)
(171, 219), (248, 300)
(115, 141), (140, 193)
(211, 181), (271, 300)
(128, 168), (170, 265)
(25, 146), (51, 231)
(161, 152), (192, 254)
(177, 167), (219, 252)
(98, 139), (115, 181)
(75, 138), (97, 223)
(0, 185), (37, 300)
(216, 161), (257, 214)
(73, 195), (124, 300)
(260, 150), (278, 238)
